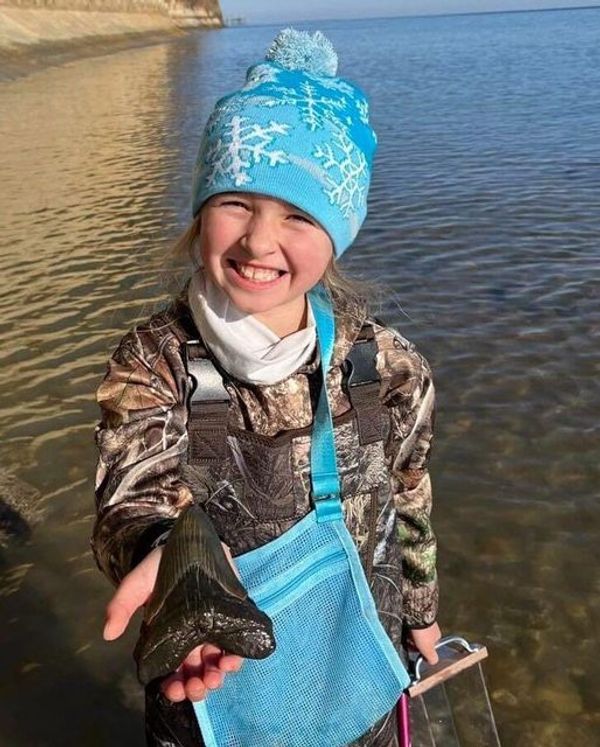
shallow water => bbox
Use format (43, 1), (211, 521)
(0, 8), (599, 745)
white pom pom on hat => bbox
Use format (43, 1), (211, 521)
(265, 27), (339, 77)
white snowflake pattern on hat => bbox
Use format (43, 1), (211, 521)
(313, 128), (368, 218)
(262, 80), (348, 132)
(203, 116), (291, 187)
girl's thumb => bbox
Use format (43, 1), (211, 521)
(103, 615), (119, 641)
(425, 646), (439, 665)
(103, 600), (130, 641)
(102, 551), (158, 641)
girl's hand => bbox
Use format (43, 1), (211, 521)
(158, 543), (245, 703)
(406, 621), (442, 665)
(102, 542), (244, 702)
(158, 640), (243, 703)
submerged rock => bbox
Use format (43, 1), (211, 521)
(0, 469), (42, 547)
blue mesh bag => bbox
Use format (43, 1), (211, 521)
(193, 285), (409, 746)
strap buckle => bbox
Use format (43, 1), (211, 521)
(184, 341), (230, 405)
(345, 334), (379, 388)
(314, 495), (344, 522)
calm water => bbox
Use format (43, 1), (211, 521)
(1, 8), (599, 746)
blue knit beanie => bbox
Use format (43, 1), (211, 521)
(191, 28), (377, 257)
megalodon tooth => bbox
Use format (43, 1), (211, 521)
(133, 495), (275, 685)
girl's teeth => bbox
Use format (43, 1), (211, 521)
(237, 263), (281, 281)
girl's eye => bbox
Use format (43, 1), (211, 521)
(290, 214), (313, 224)
(221, 199), (249, 209)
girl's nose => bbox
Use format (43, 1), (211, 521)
(240, 215), (278, 258)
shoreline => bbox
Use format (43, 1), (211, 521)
(0, 8), (219, 82)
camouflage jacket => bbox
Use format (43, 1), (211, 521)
(91, 284), (438, 630)
(91, 284), (439, 746)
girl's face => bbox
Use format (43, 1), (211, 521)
(198, 192), (334, 336)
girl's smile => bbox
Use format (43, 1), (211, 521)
(197, 192), (334, 337)
(226, 259), (288, 287)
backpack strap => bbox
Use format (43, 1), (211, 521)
(184, 340), (230, 465)
(343, 321), (385, 582)
(344, 322), (384, 446)
(183, 321), (384, 460)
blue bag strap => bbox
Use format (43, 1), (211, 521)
(307, 285), (343, 523)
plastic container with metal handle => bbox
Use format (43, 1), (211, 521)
(397, 635), (502, 747)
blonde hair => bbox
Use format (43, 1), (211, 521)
(160, 211), (385, 318)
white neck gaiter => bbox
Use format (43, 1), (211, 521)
(187, 269), (317, 386)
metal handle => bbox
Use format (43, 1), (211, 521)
(411, 635), (483, 684)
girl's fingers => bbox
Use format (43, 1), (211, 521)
(181, 643), (222, 691)
(183, 645), (204, 668)
(182, 647), (211, 701)
(418, 637), (439, 665)
(407, 623), (441, 666)
(184, 675), (208, 702)
(163, 680), (187, 702)
(163, 643), (242, 676)
(160, 661), (187, 702)
(160, 644), (244, 703)
(200, 645), (225, 689)
(218, 652), (244, 673)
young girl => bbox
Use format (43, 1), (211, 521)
(92, 28), (441, 747)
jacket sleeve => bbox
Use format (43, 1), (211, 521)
(378, 328), (439, 630)
(90, 324), (193, 587)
